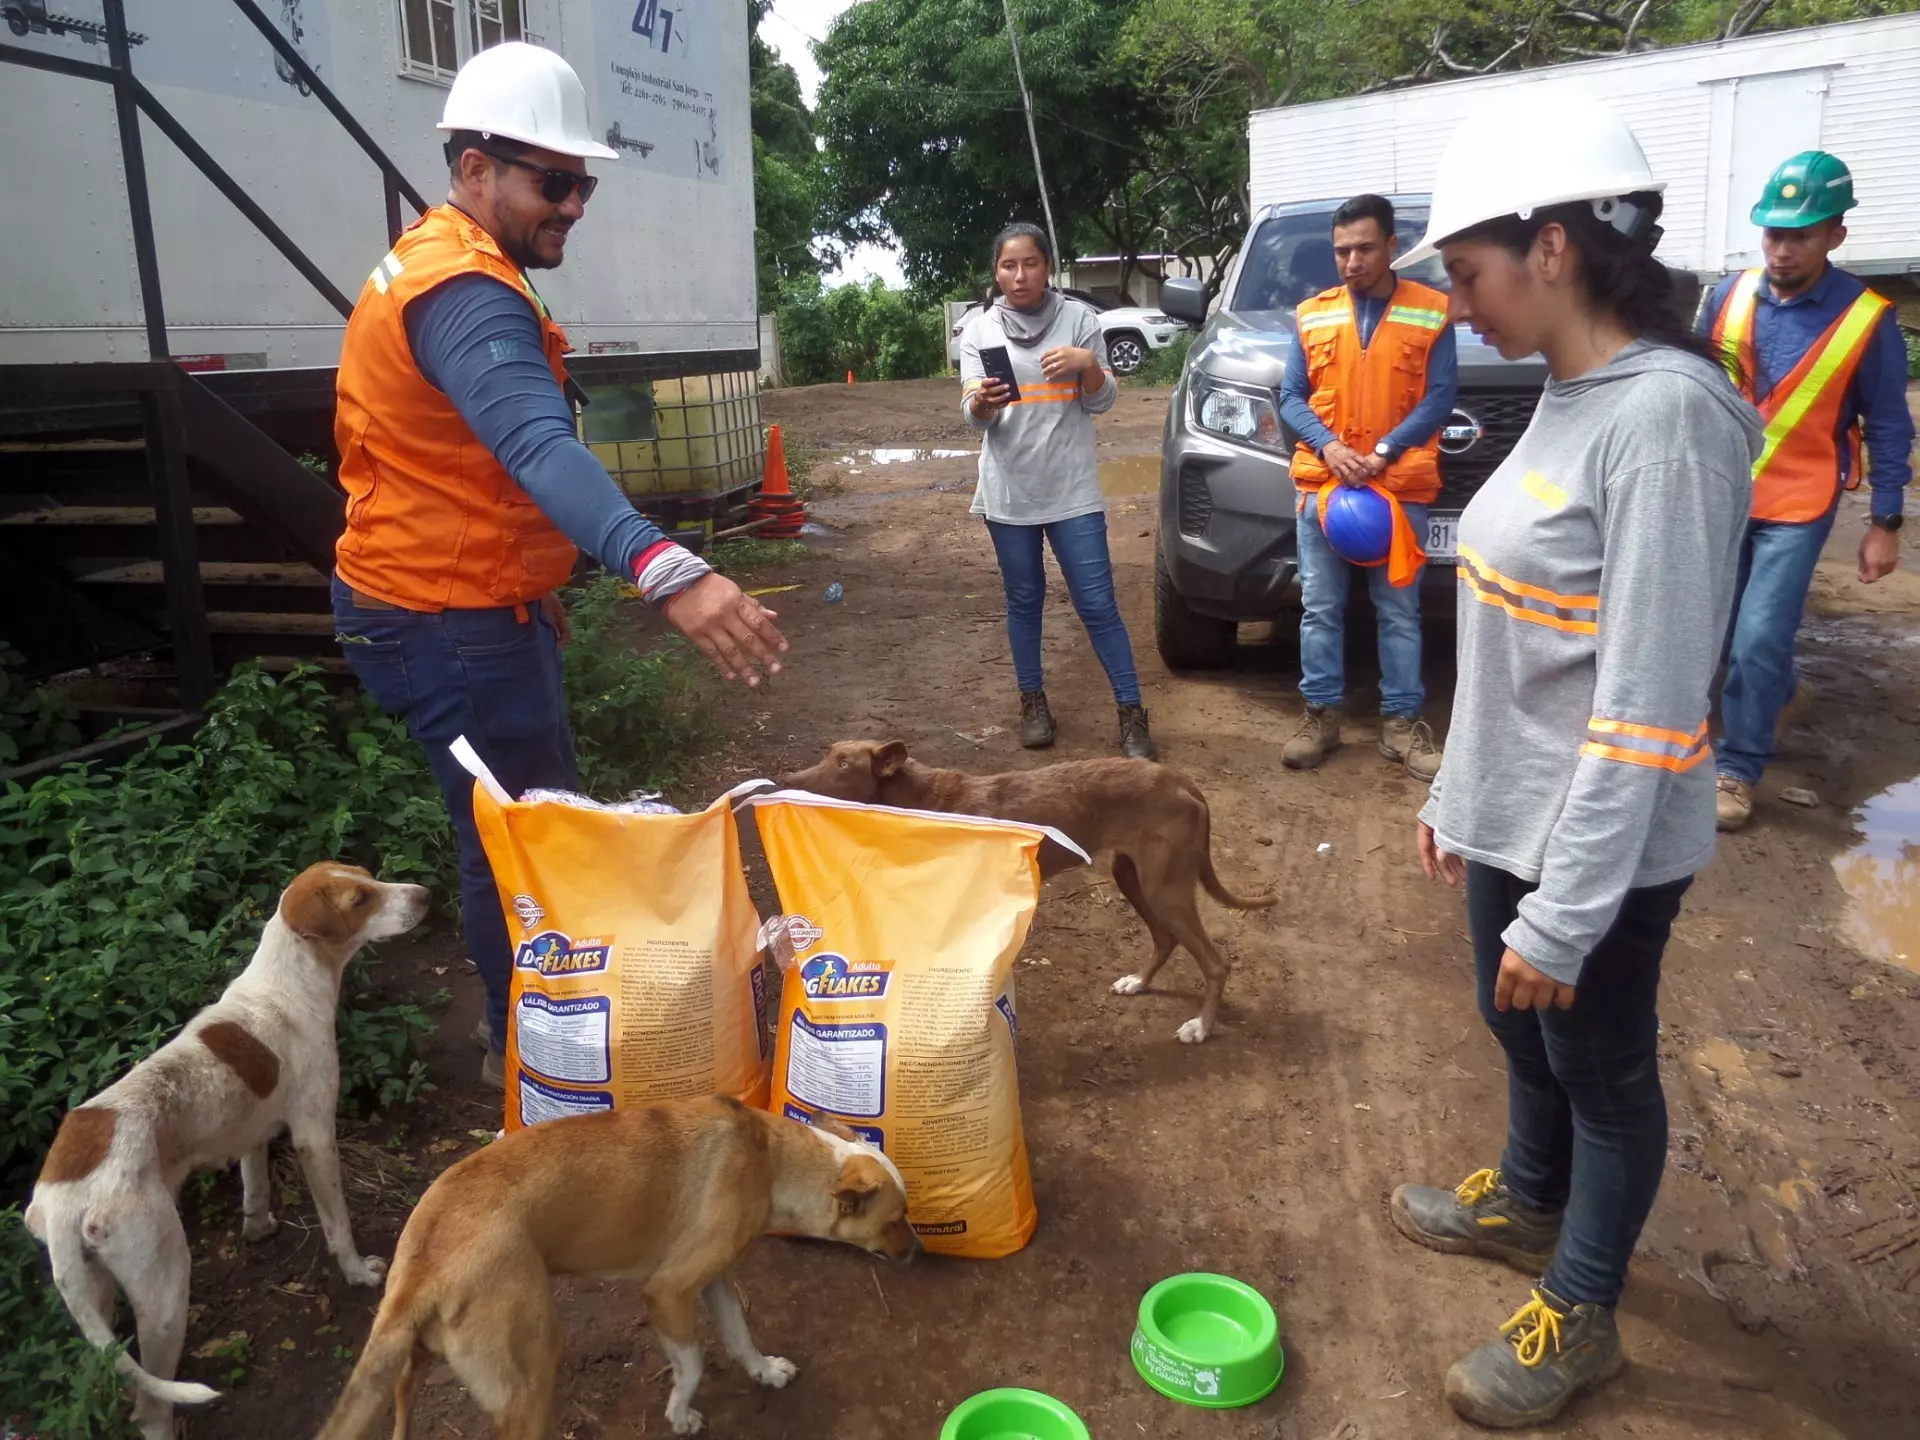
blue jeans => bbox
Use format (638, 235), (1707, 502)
(331, 577), (577, 1051)
(1296, 495), (1427, 715)
(1714, 507), (1837, 786)
(1468, 862), (1691, 1308)
(986, 513), (1142, 706)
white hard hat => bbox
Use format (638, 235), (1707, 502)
(438, 41), (618, 161)
(1397, 87), (1663, 269)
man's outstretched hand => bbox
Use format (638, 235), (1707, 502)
(664, 572), (788, 686)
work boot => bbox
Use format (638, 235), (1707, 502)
(1281, 706), (1342, 770)
(1118, 703), (1157, 761)
(1389, 1167), (1563, 1274)
(1019, 689), (1056, 750)
(1716, 774), (1754, 832)
(481, 1047), (507, 1092)
(1776, 678), (1814, 743)
(1444, 1286), (1624, 1429)
(1380, 715), (1442, 783)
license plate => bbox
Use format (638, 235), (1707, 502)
(1426, 512), (1460, 564)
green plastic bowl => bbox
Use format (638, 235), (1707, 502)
(1130, 1272), (1283, 1408)
(939, 1387), (1091, 1440)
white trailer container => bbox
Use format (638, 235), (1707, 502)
(1248, 13), (1920, 281)
(0, 0), (758, 369)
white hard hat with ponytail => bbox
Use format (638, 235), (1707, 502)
(1397, 87), (1664, 270)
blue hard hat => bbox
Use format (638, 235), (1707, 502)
(1321, 485), (1393, 565)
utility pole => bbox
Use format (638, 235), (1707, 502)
(1000, 0), (1059, 268)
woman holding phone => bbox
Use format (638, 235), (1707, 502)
(960, 222), (1153, 759)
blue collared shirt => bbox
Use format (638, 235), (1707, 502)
(1697, 265), (1913, 519)
(1279, 280), (1460, 462)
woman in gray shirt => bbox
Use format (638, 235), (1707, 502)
(960, 223), (1153, 759)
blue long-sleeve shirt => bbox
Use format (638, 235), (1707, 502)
(1697, 266), (1913, 519)
(1279, 281), (1460, 460)
(403, 273), (672, 577)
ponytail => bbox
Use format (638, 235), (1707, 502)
(1448, 193), (1720, 367)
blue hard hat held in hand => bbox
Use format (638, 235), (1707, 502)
(1321, 486), (1394, 566)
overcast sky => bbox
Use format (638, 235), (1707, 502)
(756, 1), (909, 287)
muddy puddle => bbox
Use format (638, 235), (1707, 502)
(1833, 775), (1920, 972)
(1097, 454), (1160, 496)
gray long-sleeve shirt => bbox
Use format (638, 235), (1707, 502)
(960, 298), (1117, 525)
(1420, 341), (1762, 984)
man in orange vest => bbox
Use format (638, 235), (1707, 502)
(330, 43), (786, 1087)
(1700, 152), (1912, 832)
(1278, 194), (1457, 782)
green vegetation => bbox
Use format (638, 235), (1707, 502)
(1127, 331), (1194, 387)
(775, 274), (949, 385)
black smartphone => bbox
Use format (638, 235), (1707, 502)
(978, 344), (1022, 404)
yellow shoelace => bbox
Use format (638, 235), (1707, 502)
(1499, 1289), (1566, 1369)
(1453, 1167), (1501, 1206)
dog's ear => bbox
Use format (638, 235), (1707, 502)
(281, 864), (373, 943)
(832, 1154), (888, 1214)
(811, 1113), (859, 1144)
(872, 740), (909, 779)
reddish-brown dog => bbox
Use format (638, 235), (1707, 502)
(780, 740), (1275, 1042)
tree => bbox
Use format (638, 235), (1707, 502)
(749, 1), (825, 308)
(774, 275), (947, 385)
(814, 0), (1140, 297)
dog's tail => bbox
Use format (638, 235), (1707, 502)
(39, 1205), (221, 1408)
(315, 1287), (426, 1440)
(1196, 798), (1279, 912)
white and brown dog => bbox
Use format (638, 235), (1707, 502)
(25, 861), (429, 1440)
(317, 1096), (919, 1440)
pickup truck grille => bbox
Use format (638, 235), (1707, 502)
(1434, 390), (1540, 510)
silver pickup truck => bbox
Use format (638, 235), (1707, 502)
(1150, 194), (1550, 670)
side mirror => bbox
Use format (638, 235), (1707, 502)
(1160, 276), (1210, 328)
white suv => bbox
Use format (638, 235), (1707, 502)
(947, 289), (1188, 375)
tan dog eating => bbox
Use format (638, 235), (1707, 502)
(317, 1096), (918, 1439)
(26, 862), (428, 1440)
(780, 740), (1276, 1042)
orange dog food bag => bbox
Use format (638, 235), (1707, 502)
(749, 791), (1085, 1260)
(453, 741), (772, 1131)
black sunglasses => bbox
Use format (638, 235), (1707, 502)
(481, 150), (598, 204)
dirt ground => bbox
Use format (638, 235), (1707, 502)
(178, 377), (1920, 1440)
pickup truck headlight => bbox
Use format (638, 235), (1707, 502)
(1191, 376), (1286, 452)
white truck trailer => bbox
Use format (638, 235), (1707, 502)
(1248, 12), (1920, 286)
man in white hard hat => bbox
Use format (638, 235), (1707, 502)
(330, 42), (786, 1089)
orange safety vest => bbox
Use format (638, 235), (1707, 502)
(334, 205), (579, 611)
(1289, 279), (1450, 504)
(1710, 267), (1889, 525)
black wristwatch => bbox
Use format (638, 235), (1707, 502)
(1869, 513), (1904, 532)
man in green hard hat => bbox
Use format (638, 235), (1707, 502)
(1698, 151), (1913, 832)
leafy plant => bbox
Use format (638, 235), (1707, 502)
(708, 538), (810, 575)
(559, 575), (713, 799)
(0, 644), (81, 769)
(1127, 330), (1195, 387)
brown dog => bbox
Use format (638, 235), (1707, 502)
(316, 1096), (917, 1439)
(780, 740), (1275, 1042)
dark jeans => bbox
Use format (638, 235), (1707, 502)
(985, 512), (1141, 705)
(331, 577), (577, 1050)
(1467, 861), (1691, 1308)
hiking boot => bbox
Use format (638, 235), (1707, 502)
(1776, 678), (1813, 743)
(1281, 706), (1342, 770)
(1380, 715), (1442, 783)
(1389, 1167), (1563, 1274)
(1444, 1286), (1624, 1429)
(1716, 774), (1754, 832)
(481, 1047), (507, 1092)
(1019, 689), (1056, 750)
(1118, 703), (1157, 761)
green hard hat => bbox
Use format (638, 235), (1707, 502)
(1751, 150), (1855, 229)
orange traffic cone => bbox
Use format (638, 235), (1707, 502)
(747, 423), (806, 538)
(846, 369), (855, 385)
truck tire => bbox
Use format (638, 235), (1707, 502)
(1106, 332), (1146, 376)
(7, 11), (29, 36)
(1155, 536), (1235, 670)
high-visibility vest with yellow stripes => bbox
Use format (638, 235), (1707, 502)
(1289, 279), (1450, 504)
(335, 205), (580, 611)
(1710, 268), (1890, 525)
